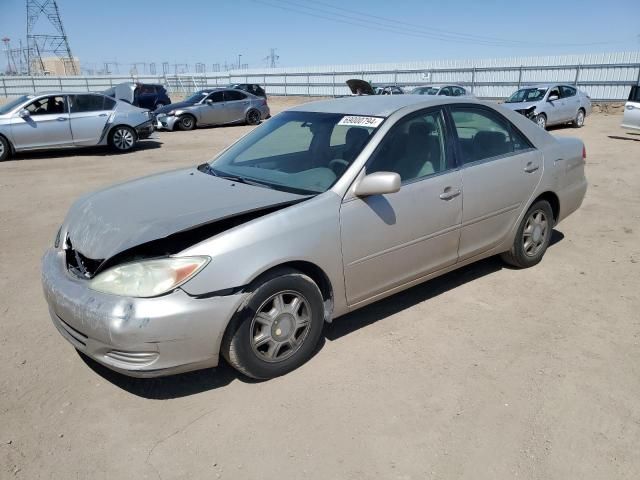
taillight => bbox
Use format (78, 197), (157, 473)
(582, 145), (587, 161)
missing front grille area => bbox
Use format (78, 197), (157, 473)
(65, 240), (103, 279)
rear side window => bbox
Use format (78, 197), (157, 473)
(450, 107), (533, 164)
(70, 95), (108, 113)
(560, 86), (577, 98)
(224, 90), (247, 101)
(104, 97), (116, 110)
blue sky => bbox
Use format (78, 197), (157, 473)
(1, 0), (638, 73)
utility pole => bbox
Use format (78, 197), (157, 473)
(237, 54), (242, 70)
(264, 48), (279, 68)
(26, 0), (78, 75)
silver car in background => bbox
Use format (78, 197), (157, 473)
(411, 84), (473, 97)
(42, 96), (587, 380)
(502, 83), (592, 129)
(0, 92), (154, 161)
(154, 88), (270, 131)
(622, 85), (640, 131)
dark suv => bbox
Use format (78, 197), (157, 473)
(229, 84), (266, 98)
(134, 84), (172, 110)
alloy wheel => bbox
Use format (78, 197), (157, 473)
(522, 209), (548, 257)
(536, 115), (546, 129)
(576, 110), (585, 126)
(247, 110), (260, 125)
(112, 128), (135, 150)
(250, 291), (312, 362)
(0, 141), (5, 159)
(181, 116), (194, 129)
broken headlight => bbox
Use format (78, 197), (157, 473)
(88, 256), (209, 298)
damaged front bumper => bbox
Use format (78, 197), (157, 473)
(41, 248), (246, 377)
(155, 114), (179, 131)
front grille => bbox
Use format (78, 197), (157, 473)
(65, 242), (103, 279)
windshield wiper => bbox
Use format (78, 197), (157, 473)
(199, 165), (275, 189)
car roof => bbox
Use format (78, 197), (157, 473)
(288, 95), (483, 117)
(520, 83), (574, 89)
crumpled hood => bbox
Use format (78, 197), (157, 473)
(155, 101), (195, 114)
(502, 101), (539, 111)
(63, 168), (304, 260)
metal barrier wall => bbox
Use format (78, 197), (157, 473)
(2, 54), (640, 101)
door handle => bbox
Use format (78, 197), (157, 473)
(524, 162), (539, 173)
(56, 117), (67, 121)
(627, 105), (637, 110)
(439, 187), (461, 201)
(98, 113), (108, 117)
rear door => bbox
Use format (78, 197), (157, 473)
(223, 90), (250, 123)
(9, 95), (72, 149)
(448, 105), (542, 261)
(622, 86), (640, 131)
(560, 85), (580, 121)
(69, 94), (113, 145)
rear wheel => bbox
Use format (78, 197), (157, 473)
(535, 113), (547, 129)
(573, 108), (585, 128)
(246, 109), (261, 125)
(221, 268), (325, 379)
(177, 114), (196, 131)
(0, 136), (10, 162)
(501, 200), (554, 268)
(109, 126), (136, 152)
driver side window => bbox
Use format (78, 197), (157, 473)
(206, 92), (224, 103)
(25, 96), (66, 116)
(367, 109), (449, 183)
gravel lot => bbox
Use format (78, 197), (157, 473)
(1, 97), (639, 479)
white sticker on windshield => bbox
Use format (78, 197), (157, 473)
(337, 116), (384, 128)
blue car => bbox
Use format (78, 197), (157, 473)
(104, 82), (172, 111)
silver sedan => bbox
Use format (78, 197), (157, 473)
(0, 93), (154, 161)
(502, 83), (592, 129)
(42, 95), (587, 379)
(155, 88), (270, 131)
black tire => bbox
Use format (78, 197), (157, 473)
(108, 125), (137, 152)
(177, 114), (196, 131)
(221, 268), (325, 379)
(245, 109), (261, 126)
(535, 113), (547, 130)
(573, 108), (586, 128)
(501, 200), (554, 268)
(0, 135), (10, 162)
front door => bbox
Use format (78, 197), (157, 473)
(199, 91), (226, 125)
(622, 86), (640, 131)
(448, 105), (543, 261)
(10, 95), (72, 149)
(545, 86), (565, 125)
(340, 107), (463, 305)
(68, 94), (113, 145)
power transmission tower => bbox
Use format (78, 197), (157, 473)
(26, 0), (78, 75)
(264, 48), (279, 68)
(2, 38), (18, 75)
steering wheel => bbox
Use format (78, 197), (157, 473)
(329, 158), (349, 176)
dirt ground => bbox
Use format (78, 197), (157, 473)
(1, 97), (639, 479)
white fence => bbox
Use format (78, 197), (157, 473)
(2, 51), (640, 101)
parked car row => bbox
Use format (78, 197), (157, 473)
(346, 79), (595, 129)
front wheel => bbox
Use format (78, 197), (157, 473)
(177, 114), (196, 131)
(221, 269), (325, 379)
(501, 200), (554, 268)
(109, 126), (136, 152)
(0, 136), (10, 162)
(535, 113), (547, 129)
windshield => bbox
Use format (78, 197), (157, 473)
(205, 111), (382, 195)
(412, 87), (439, 95)
(506, 87), (548, 103)
(185, 91), (209, 103)
(0, 95), (32, 115)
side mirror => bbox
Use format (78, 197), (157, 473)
(205, 99), (214, 104)
(354, 172), (401, 197)
(548, 95), (559, 102)
(18, 109), (30, 118)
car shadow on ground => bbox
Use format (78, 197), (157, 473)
(82, 229), (564, 399)
(8, 140), (163, 161)
(607, 135), (640, 142)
